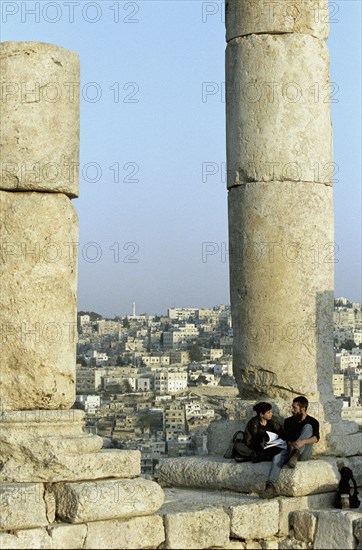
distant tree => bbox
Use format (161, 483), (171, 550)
(122, 380), (133, 393)
(71, 400), (85, 411)
(195, 374), (209, 386)
(189, 344), (203, 362)
(116, 355), (124, 366)
(122, 317), (130, 329)
(341, 340), (356, 351)
(76, 356), (87, 367)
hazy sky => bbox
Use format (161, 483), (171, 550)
(2, 1), (361, 316)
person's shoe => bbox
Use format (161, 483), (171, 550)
(259, 481), (277, 499)
(287, 449), (301, 469)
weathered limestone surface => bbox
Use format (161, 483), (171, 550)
(226, 0), (330, 41)
(0, 528), (52, 549)
(1, 442), (141, 483)
(0, 482), (47, 531)
(278, 492), (334, 536)
(226, 35), (332, 187)
(0, 42), (79, 197)
(228, 183), (334, 402)
(51, 478), (164, 523)
(312, 510), (361, 549)
(291, 510), (318, 542)
(0, 192), (78, 411)
(163, 508), (230, 549)
(0, 410), (104, 477)
(355, 518), (362, 545)
(84, 515), (165, 549)
(157, 456), (362, 497)
(229, 500), (279, 539)
(48, 523), (87, 549)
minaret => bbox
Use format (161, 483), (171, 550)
(132, 302), (136, 316)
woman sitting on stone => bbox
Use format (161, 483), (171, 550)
(233, 402), (285, 463)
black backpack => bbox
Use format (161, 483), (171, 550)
(334, 466), (360, 509)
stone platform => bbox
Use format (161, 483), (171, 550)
(156, 456), (362, 497)
(1, 486), (360, 549)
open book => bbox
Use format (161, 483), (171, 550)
(264, 431), (287, 449)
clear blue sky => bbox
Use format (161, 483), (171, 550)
(2, 1), (361, 316)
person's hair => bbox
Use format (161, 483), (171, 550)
(293, 396), (309, 410)
(253, 402), (272, 416)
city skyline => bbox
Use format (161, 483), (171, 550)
(2, 0), (361, 317)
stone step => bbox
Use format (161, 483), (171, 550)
(0, 449), (141, 483)
(156, 456), (362, 497)
(157, 487), (338, 549)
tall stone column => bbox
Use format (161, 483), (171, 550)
(225, 1), (359, 454)
(0, 42), (79, 411)
(0, 44), (165, 548)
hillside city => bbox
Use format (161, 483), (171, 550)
(75, 299), (362, 476)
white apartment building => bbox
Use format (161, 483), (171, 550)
(214, 363), (233, 376)
(141, 355), (170, 367)
(77, 394), (100, 414)
(335, 353), (361, 371)
(79, 314), (90, 326)
(333, 374), (345, 397)
(154, 370), (188, 395)
(168, 308), (198, 321)
(163, 324), (199, 350)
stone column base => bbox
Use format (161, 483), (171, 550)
(0, 409), (140, 482)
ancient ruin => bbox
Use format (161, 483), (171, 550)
(0, 1), (361, 548)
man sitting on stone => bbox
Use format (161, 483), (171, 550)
(259, 395), (320, 499)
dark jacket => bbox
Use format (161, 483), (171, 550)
(243, 415), (285, 451)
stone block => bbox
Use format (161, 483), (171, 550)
(0, 412), (104, 478)
(229, 500), (279, 539)
(260, 540), (279, 550)
(157, 456), (344, 497)
(226, 0), (329, 41)
(0, 483), (47, 531)
(48, 523), (87, 549)
(1, 448), (141, 483)
(84, 515), (165, 549)
(207, 419), (243, 456)
(278, 492), (334, 536)
(163, 508), (230, 549)
(221, 540), (247, 549)
(291, 510), (318, 542)
(228, 182), (334, 401)
(0, 42), (79, 197)
(278, 496), (308, 536)
(278, 536), (308, 549)
(226, 34), (332, 187)
(0, 528), (52, 549)
(314, 511), (360, 550)
(0, 191), (78, 411)
(51, 478), (164, 523)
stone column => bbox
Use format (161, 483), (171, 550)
(0, 45), (165, 547)
(0, 42), (79, 410)
(225, 1), (361, 454)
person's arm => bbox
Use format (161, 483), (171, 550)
(292, 436), (318, 449)
(292, 417), (320, 448)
